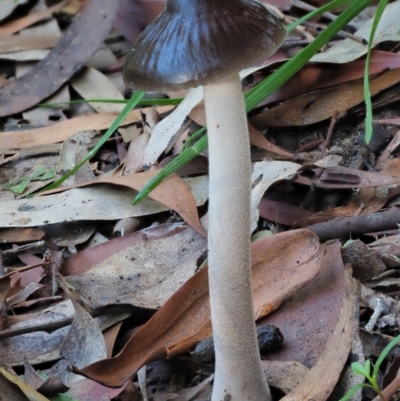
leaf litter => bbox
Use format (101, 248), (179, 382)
(1, 1), (400, 400)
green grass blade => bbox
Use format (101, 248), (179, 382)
(182, 127), (206, 151)
(372, 333), (400, 383)
(132, 0), (374, 205)
(132, 135), (208, 204)
(339, 383), (368, 401)
(364, 0), (390, 143)
(36, 91), (145, 193)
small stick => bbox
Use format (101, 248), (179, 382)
(306, 207), (400, 242)
(296, 139), (324, 152)
(2, 241), (45, 259)
(320, 110), (339, 157)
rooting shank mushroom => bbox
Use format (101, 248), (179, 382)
(123, 2), (286, 400)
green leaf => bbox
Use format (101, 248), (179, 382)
(339, 383), (368, 401)
(363, 359), (371, 378)
(36, 168), (56, 181)
(363, 0), (390, 143)
(4, 179), (31, 194)
(351, 361), (368, 377)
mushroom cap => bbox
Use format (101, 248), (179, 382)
(123, 0), (286, 91)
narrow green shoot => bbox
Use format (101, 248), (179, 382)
(132, 0), (374, 205)
(36, 91), (144, 193)
(182, 127), (206, 151)
(340, 333), (400, 401)
(363, 0), (390, 143)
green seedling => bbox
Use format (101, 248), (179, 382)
(340, 333), (400, 401)
(4, 166), (55, 194)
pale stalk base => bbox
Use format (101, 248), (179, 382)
(204, 73), (271, 401)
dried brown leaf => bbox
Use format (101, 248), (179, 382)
(280, 267), (358, 401)
(77, 229), (322, 387)
(0, 107), (173, 149)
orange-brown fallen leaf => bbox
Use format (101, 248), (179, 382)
(281, 267), (357, 401)
(77, 229), (323, 387)
(0, 106), (174, 149)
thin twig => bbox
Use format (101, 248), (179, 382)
(305, 206), (400, 242)
(1, 241), (45, 259)
(320, 110), (339, 157)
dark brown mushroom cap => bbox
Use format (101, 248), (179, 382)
(123, 0), (286, 91)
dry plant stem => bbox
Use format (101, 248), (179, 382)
(320, 109), (339, 158)
(306, 206), (400, 241)
(204, 73), (271, 401)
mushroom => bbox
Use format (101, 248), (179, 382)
(123, 1), (286, 400)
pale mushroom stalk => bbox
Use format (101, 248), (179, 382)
(205, 73), (271, 401)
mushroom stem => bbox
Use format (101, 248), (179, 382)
(204, 73), (271, 401)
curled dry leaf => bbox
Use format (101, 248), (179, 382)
(261, 241), (348, 367)
(60, 301), (106, 384)
(77, 229), (323, 387)
(280, 268), (358, 401)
